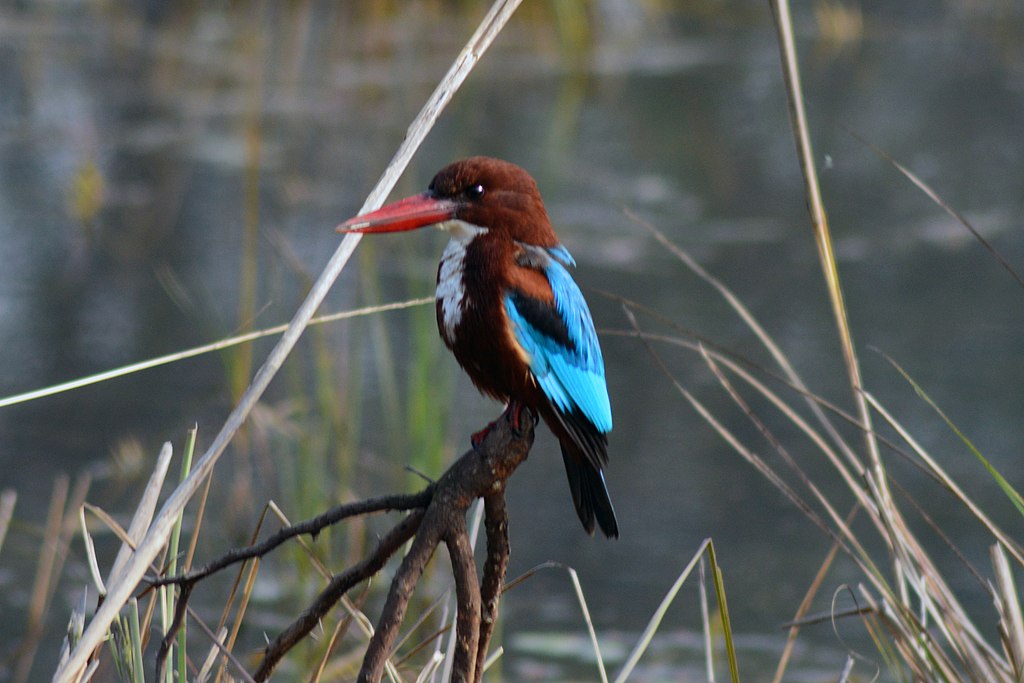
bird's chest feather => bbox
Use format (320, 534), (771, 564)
(434, 235), (542, 397)
(436, 239), (467, 344)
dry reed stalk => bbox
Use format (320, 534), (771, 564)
(0, 298), (433, 409)
(707, 3), (1024, 676)
(0, 490), (16, 555)
(15, 474), (90, 683)
(768, 0), (883, 484)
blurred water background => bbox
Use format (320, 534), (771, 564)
(1, 1), (1022, 680)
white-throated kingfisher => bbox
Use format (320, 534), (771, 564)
(338, 157), (617, 538)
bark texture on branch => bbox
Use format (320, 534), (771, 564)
(154, 407), (534, 683)
(358, 406), (535, 683)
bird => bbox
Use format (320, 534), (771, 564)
(338, 156), (617, 538)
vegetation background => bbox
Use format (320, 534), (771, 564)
(0, 1), (1021, 681)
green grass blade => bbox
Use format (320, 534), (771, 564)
(128, 599), (145, 683)
(884, 354), (1024, 518)
(707, 541), (740, 683)
(614, 539), (711, 683)
(169, 427), (197, 683)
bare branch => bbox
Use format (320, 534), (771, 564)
(476, 489), (510, 681)
(257, 510), (425, 681)
(359, 406), (535, 683)
(151, 490), (430, 589)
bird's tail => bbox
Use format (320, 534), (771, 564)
(561, 446), (619, 538)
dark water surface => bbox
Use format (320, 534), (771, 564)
(1, 2), (1022, 681)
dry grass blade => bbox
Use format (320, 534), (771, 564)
(847, 129), (1024, 291)
(53, 1), (522, 678)
(614, 538), (710, 683)
(626, 308), (874, 573)
(991, 545), (1024, 677)
(772, 515), (850, 683)
(863, 391), (1024, 568)
(186, 604), (257, 683)
(481, 646), (503, 673)
(0, 489), (16, 555)
(619, 303), (1003, 677)
(110, 442), (173, 582)
(315, 597), (372, 680)
(496, 561), (608, 682)
(79, 508), (105, 596)
(266, 501), (333, 579)
(393, 593), (452, 667)
(624, 210), (860, 473)
(0, 298), (432, 409)
(14, 473), (90, 683)
(195, 626), (228, 683)
(568, 567), (609, 683)
(217, 556), (261, 683)
(768, 0), (886, 512)
(82, 503), (136, 551)
(15, 475), (68, 682)
(413, 652), (444, 683)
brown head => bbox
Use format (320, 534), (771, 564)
(338, 156), (559, 248)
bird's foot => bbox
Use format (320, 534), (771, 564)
(505, 401), (536, 437)
(471, 403), (536, 452)
(471, 422), (496, 452)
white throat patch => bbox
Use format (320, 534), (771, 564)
(436, 220), (487, 342)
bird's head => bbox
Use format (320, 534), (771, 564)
(338, 157), (558, 248)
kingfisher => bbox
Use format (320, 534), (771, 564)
(338, 157), (617, 538)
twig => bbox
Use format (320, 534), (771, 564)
(153, 493), (432, 677)
(256, 510), (426, 681)
(358, 407), (535, 683)
(151, 491), (430, 589)
(446, 521), (481, 683)
(475, 492), (510, 682)
(358, 512), (441, 683)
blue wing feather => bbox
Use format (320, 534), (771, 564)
(503, 247), (612, 433)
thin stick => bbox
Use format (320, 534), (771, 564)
(446, 523), (481, 683)
(0, 298), (431, 409)
(53, 0), (523, 678)
(151, 491), (430, 588)
(474, 493), (510, 682)
(0, 490), (16, 557)
(257, 510), (425, 681)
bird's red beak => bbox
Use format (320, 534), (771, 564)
(337, 192), (458, 234)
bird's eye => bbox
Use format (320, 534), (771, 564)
(464, 184), (485, 200)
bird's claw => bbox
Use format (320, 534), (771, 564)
(471, 423), (495, 452)
(505, 401), (535, 437)
(471, 403), (535, 453)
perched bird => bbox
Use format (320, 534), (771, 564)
(339, 157), (617, 538)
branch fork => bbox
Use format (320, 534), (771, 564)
(155, 407), (535, 683)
